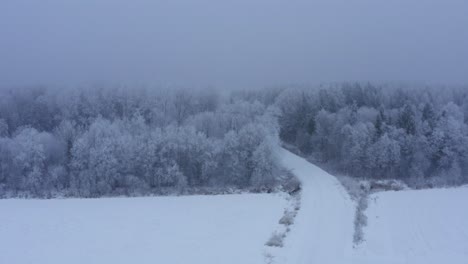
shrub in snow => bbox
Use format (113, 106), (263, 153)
(279, 210), (297, 226)
(265, 231), (286, 247)
(336, 175), (366, 200)
(353, 196), (368, 244)
(369, 179), (407, 192)
(280, 169), (301, 194)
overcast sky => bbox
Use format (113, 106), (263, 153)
(1, 0), (467, 88)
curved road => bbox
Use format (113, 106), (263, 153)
(277, 149), (355, 264)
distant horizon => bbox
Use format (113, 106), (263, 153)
(1, 0), (468, 88)
(1, 80), (468, 93)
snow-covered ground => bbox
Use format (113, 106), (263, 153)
(0, 194), (287, 264)
(353, 186), (468, 264)
(2, 149), (467, 264)
(273, 150), (468, 264)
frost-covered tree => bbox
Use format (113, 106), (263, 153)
(367, 134), (401, 178)
(274, 84), (468, 186)
(1, 83), (467, 196)
(251, 141), (280, 188)
(8, 128), (64, 195)
(0, 119), (8, 137)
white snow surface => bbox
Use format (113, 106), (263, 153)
(274, 150), (468, 264)
(353, 186), (468, 264)
(272, 149), (355, 264)
(0, 194), (287, 264)
(2, 149), (467, 264)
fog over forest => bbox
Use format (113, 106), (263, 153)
(1, 1), (468, 198)
(1, 0), (468, 88)
(1, 84), (467, 197)
(2, 3), (468, 264)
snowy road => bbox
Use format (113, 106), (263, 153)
(277, 149), (468, 264)
(275, 149), (355, 263)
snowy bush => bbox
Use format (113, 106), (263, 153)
(265, 231), (286, 247)
(280, 169), (301, 194)
(279, 210), (297, 226)
(353, 196), (368, 244)
(369, 179), (408, 192)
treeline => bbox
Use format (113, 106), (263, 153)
(267, 83), (468, 186)
(1, 83), (467, 197)
(0, 86), (283, 197)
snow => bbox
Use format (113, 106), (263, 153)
(275, 150), (468, 264)
(2, 148), (467, 264)
(0, 194), (287, 264)
(353, 186), (468, 264)
(270, 149), (355, 263)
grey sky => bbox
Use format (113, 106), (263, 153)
(1, 0), (467, 88)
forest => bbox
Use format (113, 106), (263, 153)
(271, 83), (468, 187)
(0, 86), (283, 197)
(1, 83), (467, 197)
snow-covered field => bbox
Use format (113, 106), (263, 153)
(0, 194), (287, 264)
(2, 149), (467, 264)
(353, 187), (468, 264)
